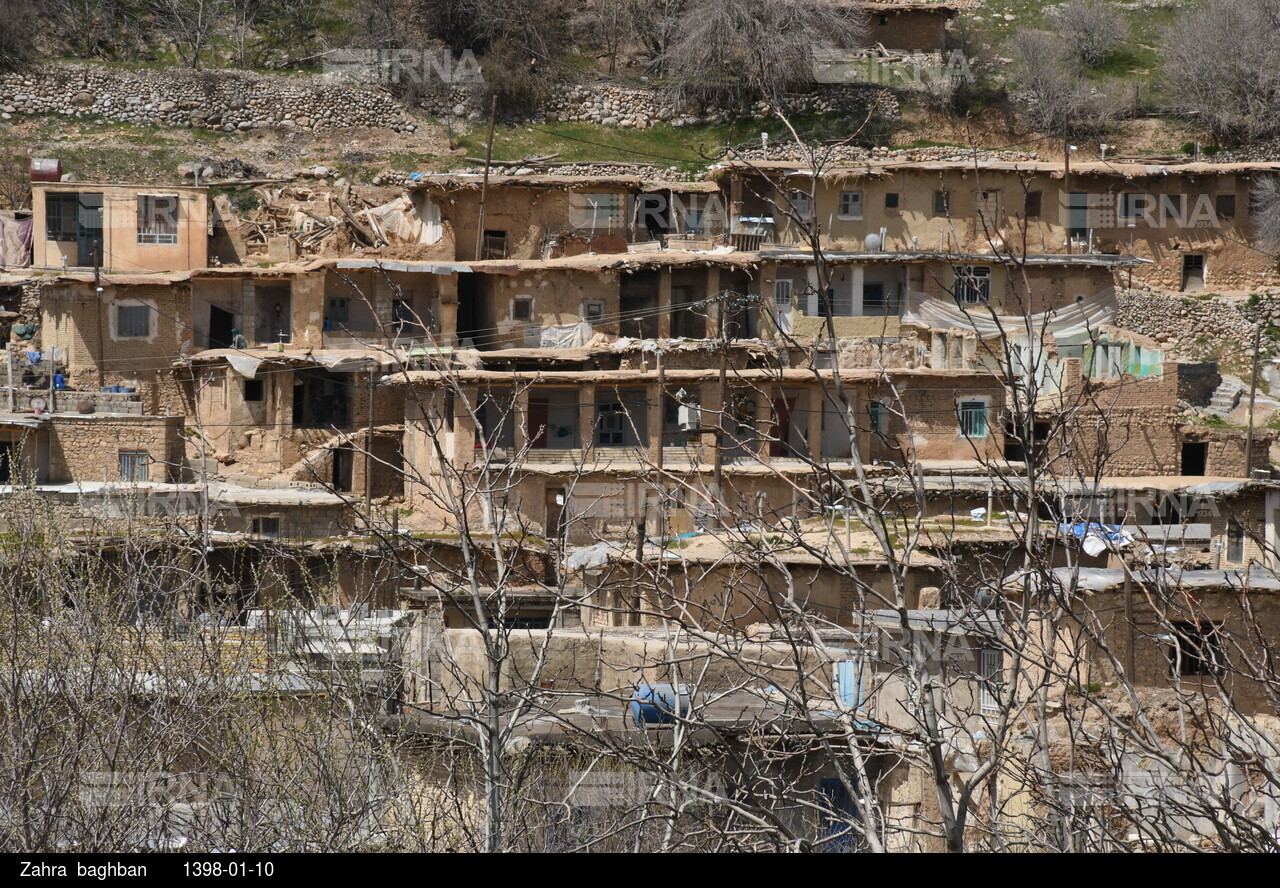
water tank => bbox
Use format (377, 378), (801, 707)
(30, 158), (62, 182)
(863, 232), (882, 252)
(629, 683), (690, 727)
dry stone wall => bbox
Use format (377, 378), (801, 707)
(1117, 288), (1280, 359)
(0, 64), (419, 133)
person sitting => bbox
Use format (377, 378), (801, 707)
(229, 328), (249, 349)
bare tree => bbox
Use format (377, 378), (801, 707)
(666, 0), (866, 108)
(1251, 175), (1280, 248)
(1007, 28), (1124, 138)
(1052, 0), (1129, 69)
(1160, 0), (1280, 144)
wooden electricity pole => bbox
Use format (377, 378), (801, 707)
(474, 95), (498, 261)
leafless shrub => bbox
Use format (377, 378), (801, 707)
(1160, 0), (1280, 144)
(1251, 176), (1280, 248)
(665, 0), (866, 108)
(1007, 28), (1124, 138)
(1052, 0), (1129, 69)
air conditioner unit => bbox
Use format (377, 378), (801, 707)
(678, 404), (700, 431)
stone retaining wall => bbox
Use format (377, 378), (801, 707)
(0, 64), (419, 133)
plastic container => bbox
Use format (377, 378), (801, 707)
(629, 683), (691, 727)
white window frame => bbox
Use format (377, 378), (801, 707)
(838, 190), (863, 220)
(954, 266), (991, 304)
(980, 647), (1001, 713)
(137, 194), (180, 245)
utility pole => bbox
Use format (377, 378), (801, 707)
(474, 94), (498, 261)
(1063, 136), (1073, 256)
(712, 292), (727, 528)
(365, 366), (376, 516)
(94, 243), (104, 391)
(1244, 321), (1264, 475)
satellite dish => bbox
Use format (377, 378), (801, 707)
(863, 232), (882, 252)
(31, 397), (47, 414)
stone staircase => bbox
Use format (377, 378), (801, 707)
(1206, 378), (1245, 416)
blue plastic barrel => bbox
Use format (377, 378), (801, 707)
(629, 683), (690, 727)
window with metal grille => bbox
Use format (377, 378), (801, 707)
(251, 516), (281, 538)
(980, 647), (1001, 713)
(119, 451), (149, 482)
(117, 304), (151, 338)
(838, 191), (863, 219)
(575, 193), (623, 229)
(959, 400), (988, 438)
(45, 193), (79, 240)
(137, 195), (179, 245)
(954, 266), (990, 304)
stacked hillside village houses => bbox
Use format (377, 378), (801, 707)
(4, 146), (1280, 848)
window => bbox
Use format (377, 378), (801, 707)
(934, 190), (950, 216)
(1119, 192), (1151, 221)
(119, 451), (149, 482)
(884, 192), (900, 209)
(292, 368), (351, 429)
(788, 190), (813, 219)
(1168, 622), (1224, 677)
(1025, 190), (1043, 218)
(45, 193), (79, 240)
(838, 191), (863, 219)
(954, 266), (991, 304)
(244, 379), (265, 402)
(137, 195), (179, 245)
(976, 190), (1000, 220)
(1216, 193), (1236, 219)
(959, 400), (988, 438)
(482, 230), (507, 259)
(878, 13), (889, 25)
(980, 647), (1002, 713)
(116, 304), (151, 338)
(574, 193), (623, 229)
(327, 297), (350, 325)
(512, 296), (533, 322)
(582, 300), (605, 325)
(1227, 519), (1245, 562)
(597, 403), (626, 446)
(867, 400), (885, 434)
(251, 517), (281, 538)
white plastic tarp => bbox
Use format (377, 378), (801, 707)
(360, 195), (442, 245)
(902, 287), (1117, 338)
(540, 322), (592, 349)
